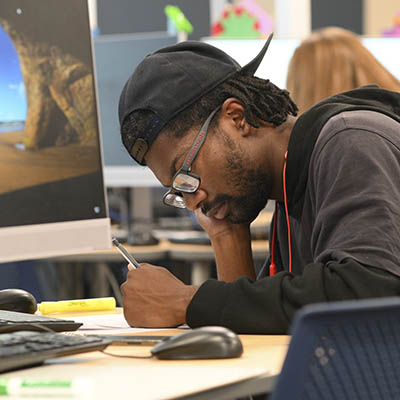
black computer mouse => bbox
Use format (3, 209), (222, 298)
(151, 326), (243, 360)
(0, 289), (37, 314)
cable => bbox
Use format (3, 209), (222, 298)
(101, 349), (153, 359)
(269, 152), (293, 275)
(282, 152), (292, 273)
(269, 202), (278, 276)
(100, 264), (123, 306)
(0, 323), (56, 334)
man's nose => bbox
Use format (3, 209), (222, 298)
(182, 189), (207, 211)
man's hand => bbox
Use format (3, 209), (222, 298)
(194, 208), (250, 239)
(121, 264), (198, 328)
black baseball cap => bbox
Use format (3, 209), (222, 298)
(119, 33), (273, 165)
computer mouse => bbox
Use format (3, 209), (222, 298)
(0, 289), (37, 314)
(151, 326), (243, 360)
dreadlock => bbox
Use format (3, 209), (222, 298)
(121, 71), (298, 155)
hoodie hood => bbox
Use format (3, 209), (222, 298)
(285, 85), (400, 218)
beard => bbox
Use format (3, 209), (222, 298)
(201, 140), (273, 224)
(208, 172), (271, 224)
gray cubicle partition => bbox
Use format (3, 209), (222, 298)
(93, 32), (177, 186)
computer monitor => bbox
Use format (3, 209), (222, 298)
(201, 38), (301, 89)
(362, 37), (400, 80)
(93, 32), (177, 188)
(0, 0), (111, 263)
(202, 36), (400, 89)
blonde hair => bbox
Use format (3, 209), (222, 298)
(286, 27), (400, 114)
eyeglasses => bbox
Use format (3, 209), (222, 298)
(163, 107), (219, 209)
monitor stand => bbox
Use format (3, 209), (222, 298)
(127, 230), (159, 246)
(128, 188), (159, 246)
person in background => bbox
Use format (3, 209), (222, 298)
(118, 34), (400, 334)
(286, 26), (400, 114)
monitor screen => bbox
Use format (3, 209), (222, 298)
(93, 32), (177, 188)
(362, 37), (400, 80)
(0, 0), (111, 262)
(202, 37), (400, 89)
(201, 38), (301, 89)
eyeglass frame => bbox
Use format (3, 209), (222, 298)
(162, 107), (220, 208)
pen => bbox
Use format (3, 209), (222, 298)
(112, 237), (141, 269)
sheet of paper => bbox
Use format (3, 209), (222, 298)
(73, 327), (171, 335)
(70, 313), (177, 334)
(73, 313), (130, 330)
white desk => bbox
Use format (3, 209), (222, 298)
(1, 319), (289, 399)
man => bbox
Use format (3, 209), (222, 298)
(118, 34), (400, 334)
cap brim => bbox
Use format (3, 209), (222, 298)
(240, 33), (273, 76)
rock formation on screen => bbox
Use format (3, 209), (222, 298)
(0, 18), (97, 149)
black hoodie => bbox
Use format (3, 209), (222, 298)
(186, 86), (400, 334)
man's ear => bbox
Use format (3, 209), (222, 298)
(220, 98), (251, 136)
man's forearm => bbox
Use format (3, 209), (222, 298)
(210, 225), (256, 281)
(187, 260), (400, 334)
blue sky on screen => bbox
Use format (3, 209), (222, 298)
(0, 26), (26, 123)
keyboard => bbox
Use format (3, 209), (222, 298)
(0, 310), (82, 333)
(0, 330), (112, 373)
